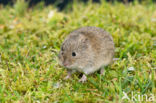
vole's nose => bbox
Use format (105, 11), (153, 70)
(63, 61), (69, 67)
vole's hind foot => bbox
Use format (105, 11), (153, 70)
(79, 74), (87, 83)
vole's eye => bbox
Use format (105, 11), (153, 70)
(72, 52), (76, 57)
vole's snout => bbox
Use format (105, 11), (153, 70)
(62, 58), (70, 67)
(63, 61), (68, 67)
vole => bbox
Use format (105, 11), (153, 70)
(58, 27), (114, 82)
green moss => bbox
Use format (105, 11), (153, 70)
(0, 1), (155, 102)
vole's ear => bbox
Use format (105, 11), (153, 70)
(79, 34), (88, 44)
(78, 34), (89, 50)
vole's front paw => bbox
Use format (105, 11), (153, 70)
(64, 75), (71, 80)
(79, 74), (87, 83)
(64, 70), (73, 80)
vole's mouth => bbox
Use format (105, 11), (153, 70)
(62, 61), (73, 68)
(64, 65), (77, 70)
(64, 65), (72, 69)
(59, 62), (72, 69)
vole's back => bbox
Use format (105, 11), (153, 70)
(74, 27), (114, 67)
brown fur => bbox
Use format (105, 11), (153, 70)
(58, 27), (114, 75)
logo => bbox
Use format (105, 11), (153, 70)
(122, 91), (155, 102)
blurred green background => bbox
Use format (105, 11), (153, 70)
(0, 0), (156, 102)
